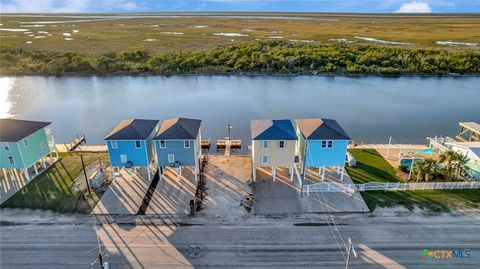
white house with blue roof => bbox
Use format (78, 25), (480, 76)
(295, 118), (351, 181)
(251, 119), (298, 182)
(105, 119), (160, 181)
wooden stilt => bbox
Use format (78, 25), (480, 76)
(321, 166), (325, 181)
(340, 166), (345, 181)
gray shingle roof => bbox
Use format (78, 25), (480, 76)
(154, 117), (202, 140)
(105, 119), (159, 140)
(251, 119), (297, 140)
(0, 118), (51, 142)
(295, 118), (350, 140)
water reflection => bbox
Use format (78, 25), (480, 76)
(0, 77), (14, 118)
(0, 76), (479, 147)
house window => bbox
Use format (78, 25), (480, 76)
(262, 140), (269, 148)
(159, 140), (166, 148)
(41, 142), (46, 152)
(261, 155), (269, 164)
(8, 156), (15, 165)
(168, 154), (175, 163)
(184, 140), (190, 148)
(135, 140), (142, 149)
(111, 140), (118, 149)
(23, 138), (29, 147)
(120, 154), (127, 163)
(321, 140), (333, 148)
(3, 143), (9, 151)
(279, 140), (285, 149)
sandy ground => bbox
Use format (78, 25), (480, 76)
(198, 155), (253, 220)
(56, 144), (107, 152)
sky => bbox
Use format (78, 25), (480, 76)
(1, 0), (479, 13)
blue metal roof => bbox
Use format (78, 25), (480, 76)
(251, 119), (297, 140)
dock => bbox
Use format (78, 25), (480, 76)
(216, 139), (241, 156)
(201, 139), (211, 150)
(62, 135), (86, 152)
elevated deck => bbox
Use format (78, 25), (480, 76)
(457, 122), (480, 142)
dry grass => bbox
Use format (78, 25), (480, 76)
(1, 13), (479, 53)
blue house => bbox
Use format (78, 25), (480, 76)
(295, 118), (351, 181)
(1, 118), (57, 181)
(105, 119), (159, 181)
(154, 117), (202, 180)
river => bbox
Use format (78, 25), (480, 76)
(1, 76), (478, 148)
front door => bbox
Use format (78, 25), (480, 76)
(168, 154), (175, 163)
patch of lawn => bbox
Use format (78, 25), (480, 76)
(347, 149), (480, 212)
(346, 149), (400, 184)
(1, 152), (109, 214)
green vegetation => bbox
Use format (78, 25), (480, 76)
(1, 14), (479, 53)
(1, 152), (109, 214)
(347, 149), (480, 212)
(1, 41), (479, 76)
(346, 149), (400, 184)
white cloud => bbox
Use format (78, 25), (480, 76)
(395, 1), (432, 13)
(1, 0), (140, 13)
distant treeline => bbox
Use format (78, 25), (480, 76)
(1, 41), (479, 76)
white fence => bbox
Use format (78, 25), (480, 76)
(306, 181), (480, 195)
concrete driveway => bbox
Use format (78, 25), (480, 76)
(146, 166), (197, 215)
(92, 168), (150, 215)
(253, 166), (369, 214)
(253, 167), (302, 214)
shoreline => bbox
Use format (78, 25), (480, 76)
(2, 72), (479, 78)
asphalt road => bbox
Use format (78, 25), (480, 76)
(1, 210), (479, 269)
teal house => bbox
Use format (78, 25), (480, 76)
(295, 118), (351, 181)
(154, 117), (202, 180)
(1, 119), (57, 181)
(105, 119), (160, 181)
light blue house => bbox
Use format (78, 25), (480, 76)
(295, 118), (351, 181)
(105, 119), (160, 181)
(154, 117), (202, 180)
(1, 119), (57, 181)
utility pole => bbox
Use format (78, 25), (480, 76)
(81, 154), (92, 195)
(300, 142), (308, 197)
(226, 124), (232, 140)
(345, 238), (357, 269)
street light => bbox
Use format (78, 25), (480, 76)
(226, 124), (232, 140)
